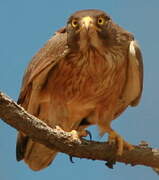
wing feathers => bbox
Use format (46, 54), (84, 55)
(18, 30), (68, 107)
(123, 40), (143, 106)
(16, 133), (29, 161)
(130, 41), (143, 106)
(114, 40), (143, 118)
(129, 41), (143, 106)
(16, 29), (68, 169)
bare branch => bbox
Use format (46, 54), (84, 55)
(0, 91), (159, 169)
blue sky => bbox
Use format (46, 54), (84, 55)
(0, 0), (159, 179)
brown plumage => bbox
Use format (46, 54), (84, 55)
(16, 9), (143, 171)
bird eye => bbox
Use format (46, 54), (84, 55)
(97, 17), (105, 25)
(71, 19), (78, 28)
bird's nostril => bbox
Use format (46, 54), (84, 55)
(81, 16), (93, 29)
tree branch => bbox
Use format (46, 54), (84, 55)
(0, 91), (159, 169)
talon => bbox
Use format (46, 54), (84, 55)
(108, 138), (116, 145)
(85, 130), (92, 140)
(105, 158), (116, 169)
(55, 125), (64, 131)
(108, 130), (134, 155)
(124, 141), (134, 151)
(70, 130), (79, 141)
(70, 129), (92, 139)
(69, 155), (75, 163)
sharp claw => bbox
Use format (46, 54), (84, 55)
(105, 158), (116, 169)
(86, 130), (92, 140)
(69, 155), (75, 163)
(107, 130), (134, 155)
(108, 139), (116, 145)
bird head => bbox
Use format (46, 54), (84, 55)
(66, 9), (114, 52)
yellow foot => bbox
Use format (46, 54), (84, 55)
(108, 130), (134, 155)
(55, 125), (63, 130)
(55, 126), (91, 141)
(68, 130), (90, 164)
(70, 129), (90, 140)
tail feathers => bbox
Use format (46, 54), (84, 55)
(24, 139), (57, 171)
(16, 133), (29, 161)
(16, 133), (57, 171)
(152, 168), (159, 175)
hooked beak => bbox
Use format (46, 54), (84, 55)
(81, 16), (93, 30)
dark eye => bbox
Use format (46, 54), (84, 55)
(97, 17), (105, 25)
(71, 19), (78, 28)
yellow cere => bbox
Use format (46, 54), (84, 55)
(81, 16), (93, 29)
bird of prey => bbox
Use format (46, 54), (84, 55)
(16, 9), (143, 171)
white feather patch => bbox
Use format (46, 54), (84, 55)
(129, 40), (136, 56)
(129, 40), (140, 66)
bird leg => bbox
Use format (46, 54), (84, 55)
(56, 126), (92, 163)
(69, 129), (92, 164)
(106, 128), (134, 155)
(70, 129), (92, 140)
(55, 126), (91, 140)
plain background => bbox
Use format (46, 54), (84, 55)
(0, 0), (159, 179)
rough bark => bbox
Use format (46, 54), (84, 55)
(0, 91), (159, 169)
